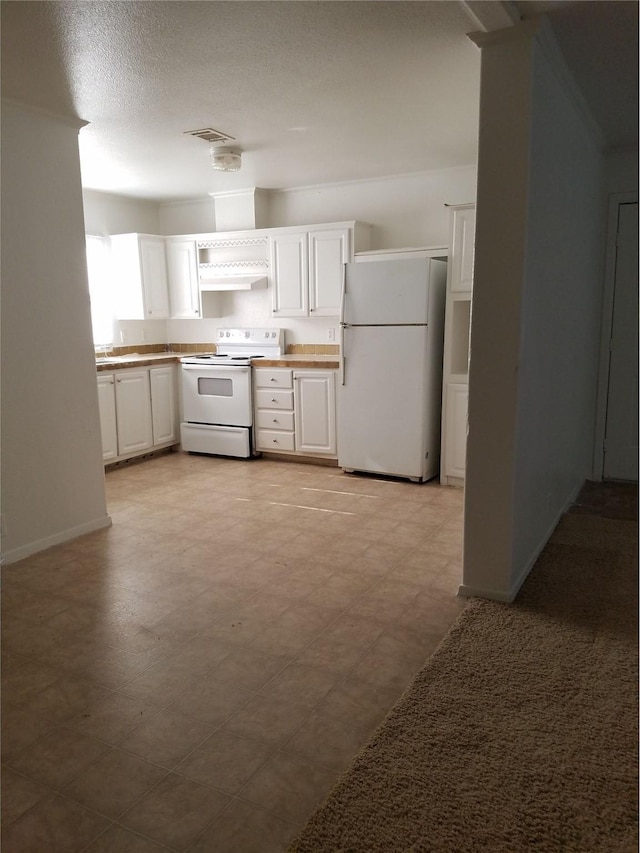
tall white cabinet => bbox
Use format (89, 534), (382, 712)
(440, 203), (475, 487)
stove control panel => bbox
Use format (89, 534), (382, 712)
(216, 328), (284, 346)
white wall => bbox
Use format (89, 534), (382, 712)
(1, 101), (110, 563)
(267, 167), (477, 248)
(159, 197), (216, 235)
(462, 31), (533, 600)
(462, 22), (606, 601)
(83, 189), (161, 235)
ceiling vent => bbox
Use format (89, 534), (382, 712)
(183, 127), (235, 144)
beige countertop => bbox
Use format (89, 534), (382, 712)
(96, 352), (340, 371)
(95, 352), (198, 371)
(255, 354), (340, 369)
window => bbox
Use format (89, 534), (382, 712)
(85, 235), (114, 346)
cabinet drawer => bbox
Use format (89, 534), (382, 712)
(255, 389), (294, 410)
(254, 368), (293, 389)
(256, 410), (295, 431)
(257, 429), (296, 452)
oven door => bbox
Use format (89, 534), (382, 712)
(181, 364), (252, 427)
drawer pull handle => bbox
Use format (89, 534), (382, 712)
(270, 378), (276, 382)
(272, 419), (278, 423)
(271, 398), (277, 403)
(272, 439), (278, 444)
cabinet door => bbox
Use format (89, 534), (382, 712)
(150, 366), (177, 445)
(442, 383), (468, 480)
(270, 232), (309, 317)
(167, 240), (201, 319)
(140, 237), (170, 318)
(97, 374), (118, 461)
(308, 228), (349, 316)
(450, 207), (475, 293)
(294, 371), (336, 456)
(114, 370), (153, 455)
(111, 234), (145, 319)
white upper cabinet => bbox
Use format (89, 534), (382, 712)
(270, 231), (309, 317)
(111, 234), (170, 320)
(449, 205), (476, 293)
(166, 238), (201, 319)
(270, 222), (370, 318)
(308, 228), (350, 316)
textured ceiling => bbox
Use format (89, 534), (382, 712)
(1, 1), (636, 202)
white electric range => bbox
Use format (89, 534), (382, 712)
(180, 328), (284, 458)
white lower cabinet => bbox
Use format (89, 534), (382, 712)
(114, 370), (153, 456)
(150, 366), (178, 445)
(294, 371), (336, 456)
(253, 367), (337, 458)
(254, 368), (296, 452)
(97, 366), (178, 464)
(97, 374), (118, 462)
(441, 383), (468, 484)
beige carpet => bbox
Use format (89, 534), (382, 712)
(290, 512), (638, 852)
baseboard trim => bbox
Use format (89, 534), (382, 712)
(258, 452), (339, 467)
(1, 514), (112, 566)
(459, 481), (584, 603)
(457, 583), (516, 603)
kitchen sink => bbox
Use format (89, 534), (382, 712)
(95, 356), (131, 363)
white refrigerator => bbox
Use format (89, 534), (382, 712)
(337, 256), (447, 482)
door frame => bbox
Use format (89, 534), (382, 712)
(592, 191), (638, 480)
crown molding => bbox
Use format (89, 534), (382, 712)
(468, 16), (606, 152)
(1, 97), (88, 131)
(459, 0), (520, 33)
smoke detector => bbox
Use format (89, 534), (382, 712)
(209, 146), (242, 172)
(184, 127), (242, 171)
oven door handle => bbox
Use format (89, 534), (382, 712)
(181, 365), (250, 374)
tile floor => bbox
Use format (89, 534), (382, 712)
(1, 452), (465, 853)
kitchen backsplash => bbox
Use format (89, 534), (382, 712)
(96, 342), (340, 356)
(285, 343), (339, 355)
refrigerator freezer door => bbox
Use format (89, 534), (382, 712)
(338, 325), (430, 480)
(344, 258), (431, 326)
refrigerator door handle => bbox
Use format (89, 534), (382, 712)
(339, 264), (347, 385)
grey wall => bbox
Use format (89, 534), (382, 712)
(512, 40), (605, 577)
(462, 22), (607, 601)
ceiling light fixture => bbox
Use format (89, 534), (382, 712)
(210, 145), (242, 172)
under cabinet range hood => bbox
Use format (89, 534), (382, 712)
(199, 274), (267, 291)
